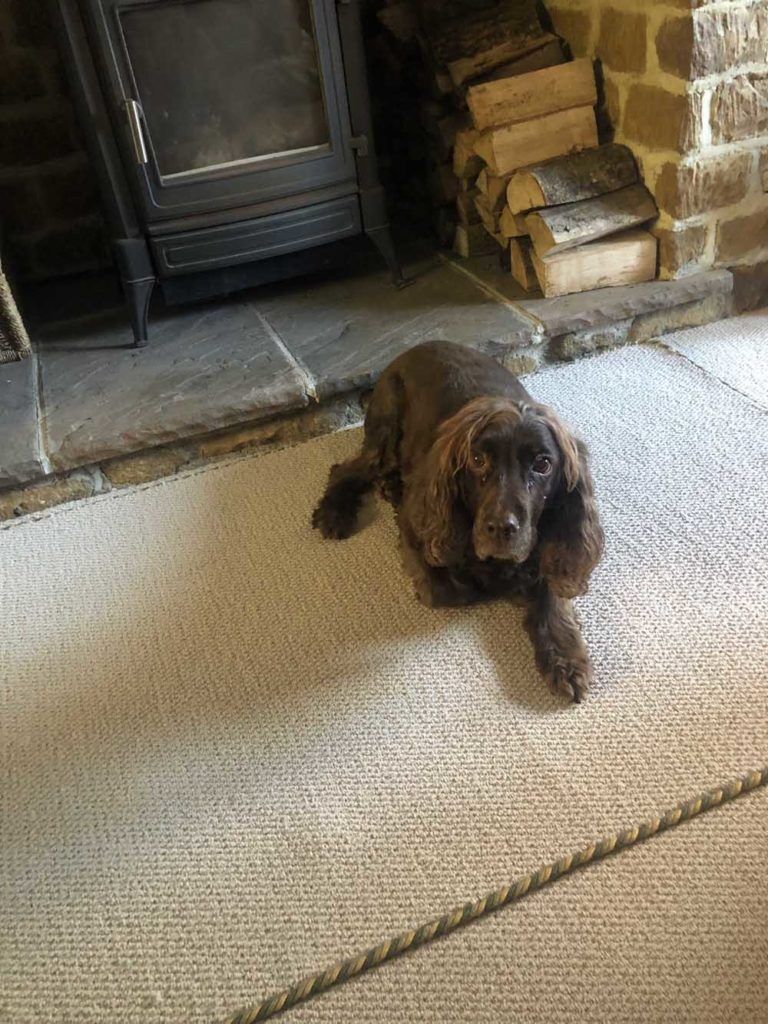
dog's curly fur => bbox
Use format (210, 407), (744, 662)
(312, 341), (604, 702)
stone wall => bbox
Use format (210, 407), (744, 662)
(545, 0), (768, 304)
(0, 0), (110, 280)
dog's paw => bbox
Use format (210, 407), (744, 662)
(547, 657), (593, 704)
(311, 500), (357, 540)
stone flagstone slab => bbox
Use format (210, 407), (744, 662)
(38, 296), (309, 471)
(0, 355), (44, 487)
(257, 254), (536, 399)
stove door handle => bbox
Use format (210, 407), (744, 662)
(124, 99), (149, 166)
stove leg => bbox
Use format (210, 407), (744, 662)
(115, 238), (156, 347)
(124, 276), (154, 349)
(367, 225), (405, 288)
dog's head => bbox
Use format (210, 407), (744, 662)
(420, 396), (604, 596)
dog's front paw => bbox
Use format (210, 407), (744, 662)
(311, 500), (357, 540)
(547, 656), (593, 704)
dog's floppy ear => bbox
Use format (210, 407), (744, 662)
(532, 404), (604, 598)
(416, 397), (518, 567)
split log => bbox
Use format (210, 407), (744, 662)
(453, 126), (483, 179)
(419, 2), (551, 88)
(476, 168), (512, 212)
(454, 222), (499, 258)
(456, 189), (481, 226)
(467, 58), (596, 131)
(531, 229), (657, 298)
(471, 38), (564, 86)
(448, 31), (560, 88)
(506, 144), (639, 213)
(500, 206), (528, 238)
(525, 183), (658, 257)
(509, 238), (537, 291)
(474, 193), (501, 235)
(473, 105), (597, 177)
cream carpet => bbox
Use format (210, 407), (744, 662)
(663, 308), (768, 410)
(1, 343), (767, 1024)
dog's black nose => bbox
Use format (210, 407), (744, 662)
(486, 514), (519, 540)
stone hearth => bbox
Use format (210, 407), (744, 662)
(0, 239), (732, 520)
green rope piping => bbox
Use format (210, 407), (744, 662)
(223, 766), (768, 1024)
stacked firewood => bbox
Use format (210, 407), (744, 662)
(463, 59), (659, 296)
(374, 1), (660, 297)
(374, 0), (566, 244)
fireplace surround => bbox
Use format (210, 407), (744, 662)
(52, 0), (400, 346)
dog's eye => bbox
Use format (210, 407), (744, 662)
(532, 455), (552, 476)
(471, 451), (487, 470)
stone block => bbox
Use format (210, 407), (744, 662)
(497, 347), (541, 377)
(731, 261), (768, 312)
(521, 268), (733, 338)
(716, 206), (768, 263)
(0, 354), (45, 487)
(38, 294), (311, 470)
(711, 73), (768, 145)
(654, 153), (754, 219)
(0, 473), (96, 522)
(546, 7), (593, 58)
(198, 395), (364, 460)
(597, 8), (647, 74)
(655, 16), (692, 80)
(660, 7), (768, 80)
(629, 293), (732, 344)
(623, 84), (700, 153)
(550, 320), (633, 362)
(655, 224), (709, 278)
(102, 447), (191, 488)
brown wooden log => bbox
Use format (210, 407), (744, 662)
(509, 238), (537, 291)
(525, 183), (659, 257)
(476, 168), (512, 212)
(531, 229), (657, 298)
(473, 106), (597, 176)
(500, 206), (529, 238)
(506, 143), (639, 213)
(420, 2), (549, 89)
(456, 189), (481, 226)
(448, 31), (559, 88)
(470, 38), (564, 86)
(453, 126), (483, 178)
(467, 58), (596, 131)
(474, 193), (501, 235)
(454, 222), (499, 258)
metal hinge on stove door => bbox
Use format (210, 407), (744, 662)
(124, 98), (149, 165)
(349, 133), (368, 157)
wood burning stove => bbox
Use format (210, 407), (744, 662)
(52, 0), (400, 346)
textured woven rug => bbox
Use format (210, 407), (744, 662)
(2, 344), (767, 1024)
(663, 308), (768, 411)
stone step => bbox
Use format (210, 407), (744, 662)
(0, 250), (734, 517)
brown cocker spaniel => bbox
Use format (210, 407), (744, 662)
(312, 341), (604, 702)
